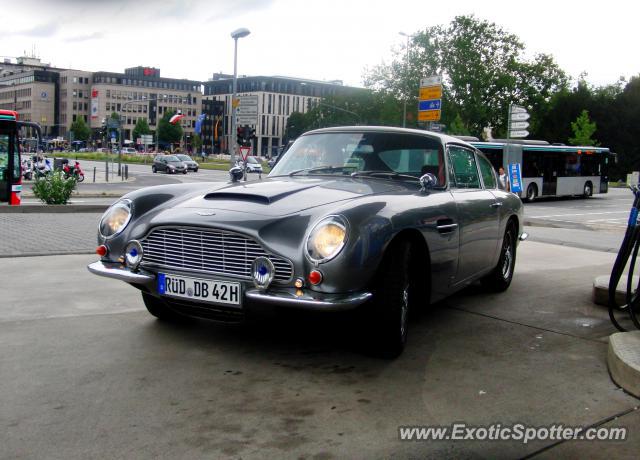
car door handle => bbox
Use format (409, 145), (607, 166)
(490, 202), (503, 208)
(436, 219), (458, 234)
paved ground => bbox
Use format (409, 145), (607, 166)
(0, 213), (102, 257)
(1, 243), (639, 459)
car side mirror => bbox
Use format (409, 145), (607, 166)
(419, 173), (438, 192)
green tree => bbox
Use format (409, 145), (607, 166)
(569, 109), (599, 146)
(191, 133), (203, 151)
(69, 117), (91, 141)
(447, 113), (470, 136)
(364, 15), (567, 136)
(284, 112), (311, 141)
(132, 118), (151, 144)
(157, 110), (183, 147)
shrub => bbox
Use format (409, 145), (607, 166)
(32, 170), (77, 204)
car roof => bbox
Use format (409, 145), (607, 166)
(302, 125), (473, 149)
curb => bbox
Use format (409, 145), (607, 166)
(593, 275), (638, 306)
(608, 331), (640, 398)
(0, 204), (109, 213)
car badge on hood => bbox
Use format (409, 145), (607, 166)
(196, 210), (216, 216)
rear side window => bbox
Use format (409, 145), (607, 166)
(448, 146), (480, 189)
(477, 154), (497, 189)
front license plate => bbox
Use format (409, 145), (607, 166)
(157, 273), (241, 307)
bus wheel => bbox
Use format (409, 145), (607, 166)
(583, 182), (593, 198)
(525, 184), (538, 202)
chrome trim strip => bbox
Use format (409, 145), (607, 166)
(245, 288), (372, 312)
(519, 232), (529, 241)
(87, 261), (155, 283)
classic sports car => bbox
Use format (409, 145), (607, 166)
(88, 126), (526, 357)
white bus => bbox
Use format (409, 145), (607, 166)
(470, 140), (614, 201)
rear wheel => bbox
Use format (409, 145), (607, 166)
(481, 224), (517, 292)
(525, 184), (538, 202)
(368, 240), (412, 358)
(583, 181), (593, 198)
(152, 165), (157, 173)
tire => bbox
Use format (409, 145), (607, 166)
(76, 173), (85, 183)
(369, 240), (412, 358)
(152, 165), (157, 173)
(525, 184), (537, 202)
(481, 224), (517, 292)
(142, 292), (187, 322)
(583, 181), (593, 198)
(183, 169), (187, 174)
(194, 168), (198, 173)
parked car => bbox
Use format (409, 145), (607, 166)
(151, 155), (187, 174)
(244, 156), (263, 173)
(89, 126), (526, 357)
(121, 147), (137, 155)
(176, 154), (199, 172)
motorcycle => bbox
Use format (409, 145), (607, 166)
(21, 159), (34, 181)
(63, 160), (85, 182)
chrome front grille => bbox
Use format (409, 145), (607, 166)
(140, 227), (293, 282)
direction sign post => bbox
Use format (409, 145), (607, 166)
(418, 75), (443, 126)
(236, 95), (258, 126)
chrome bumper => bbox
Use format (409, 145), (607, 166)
(87, 261), (156, 283)
(88, 261), (372, 311)
(245, 288), (372, 312)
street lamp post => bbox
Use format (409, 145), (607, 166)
(230, 27), (251, 167)
(399, 32), (412, 128)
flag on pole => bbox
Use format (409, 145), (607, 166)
(194, 114), (206, 134)
(169, 114), (185, 124)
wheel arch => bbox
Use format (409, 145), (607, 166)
(386, 229), (432, 308)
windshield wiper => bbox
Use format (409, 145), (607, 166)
(288, 165), (355, 176)
(350, 171), (420, 181)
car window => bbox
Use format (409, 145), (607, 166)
(477, 153), (497, 189)
(165, 155), (179, 162)
(270, 132), (445, 185)
(448, 146), (481, 189)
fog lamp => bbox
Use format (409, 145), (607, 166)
(252, 257), (275, 289)
(124, 240), (143, 269)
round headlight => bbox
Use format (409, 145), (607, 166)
(306, 216), (348, 263)
(99, 199), (132, 239)
(125, 240), (143, 269)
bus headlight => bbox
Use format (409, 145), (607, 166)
(99, 199), (132, 239)
(306, 215), (348, 263)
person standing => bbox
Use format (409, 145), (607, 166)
(498, 167), (510, 191)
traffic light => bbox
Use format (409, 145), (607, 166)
(249, 127), (256, 140)
(236, 126), (244, 145)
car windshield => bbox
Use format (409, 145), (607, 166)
(165, 155), (180, 162)
(269, 131), (446, 186)
(177, 155), (192, 161)
(246, 156), (259, 164)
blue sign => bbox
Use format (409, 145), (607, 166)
(419, 99), (442, 111)
(509, 163), (522, 193)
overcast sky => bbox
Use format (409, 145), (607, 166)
(2, 0), (637, 88)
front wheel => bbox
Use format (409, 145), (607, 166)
(142, 292), (188, 322)
(368, 240), (412, 358)
(583, 181), (593, 198)
(152, 166), (157, 173)
(76, 173), (85, 182)
(183, 169), (187, 174)
(481, 224), (517, 292)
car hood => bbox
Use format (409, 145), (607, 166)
(170, 176), (405, 217)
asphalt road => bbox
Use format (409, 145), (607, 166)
(2, 245), (639, 459)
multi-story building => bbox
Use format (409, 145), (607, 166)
(90, 67), (202, 148)
(0, 69), (60, 137)
(58, 69), (93, 139)
(200, 99), (226, 154)
(203, 74), (362, 156)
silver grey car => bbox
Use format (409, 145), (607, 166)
(89, 126), (526, 357)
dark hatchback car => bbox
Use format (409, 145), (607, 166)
(176, 154), (199, 172)
(151, 155), (187, 174)
(89, 127), (526, 357)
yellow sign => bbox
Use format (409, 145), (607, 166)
(232, 98), (240, 108)
(419, 86), (442, 100)
(418, 110), (441, 122)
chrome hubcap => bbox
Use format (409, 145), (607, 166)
(400, 284), (409, 340)
(501, 235), (513, 279)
